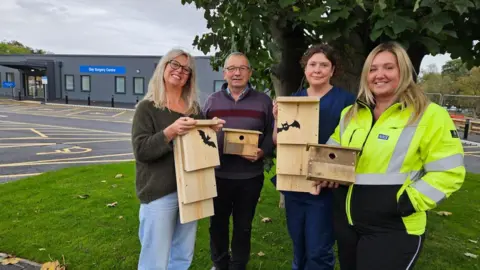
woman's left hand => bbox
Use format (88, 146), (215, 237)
(210, 117), (226, 132)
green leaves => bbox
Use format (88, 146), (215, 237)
(279, 0), (296, 8)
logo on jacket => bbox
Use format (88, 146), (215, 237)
(277, 120), (300, 133)
(198, 130), (217, 148)
(378, 134), (389, 140)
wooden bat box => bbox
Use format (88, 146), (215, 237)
(276, 96), (320, 145)
(305, 144), (361, 185)
(173, 119), (220, 224)
(275, 96), (320, 193)
(222, 128), (262, 157)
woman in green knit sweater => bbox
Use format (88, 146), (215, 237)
(131, 48), (224, 270)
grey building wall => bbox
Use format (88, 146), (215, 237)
(0, 54), (226, 105)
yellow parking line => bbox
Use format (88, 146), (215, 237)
(30, 128), (48, 138)
(0, 143), (56, 149)
(112, 111), (126, 117)
(465, 151), (480, 154)
(63, 139), (131, 144)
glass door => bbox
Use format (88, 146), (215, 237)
(25, 75), (44, 98)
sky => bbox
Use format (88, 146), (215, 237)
(0, 0), (451, 72)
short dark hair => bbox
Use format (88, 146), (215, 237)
(300, 44), (337, 71)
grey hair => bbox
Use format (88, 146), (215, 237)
(223, 52), (251, 68)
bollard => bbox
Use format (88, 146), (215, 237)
(18, 90), (21, 101)
(111, 95), (114, 107)
(65, 95), (69, 104)
(136, 96), (138, 104)
(88, 94), (91, 106)
(463, 119), (470, 140)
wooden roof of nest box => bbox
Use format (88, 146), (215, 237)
(305, 143), (361, 186)
(222, 128), (262, 157)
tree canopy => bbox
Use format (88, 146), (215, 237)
(0, 40), (47, 55)
(181, 0), (480, 97)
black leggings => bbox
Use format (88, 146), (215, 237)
(335, 221), (425, 270)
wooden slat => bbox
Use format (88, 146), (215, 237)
(222, 128), (263, 134)
(276, 96), (320, 103)
(276, 174), (316, 193)
(181, 126), (220, 172)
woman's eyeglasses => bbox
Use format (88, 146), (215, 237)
(168, 60), (192, 75)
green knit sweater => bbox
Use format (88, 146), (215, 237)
(131, 99), (203, 204)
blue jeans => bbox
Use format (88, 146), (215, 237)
(138, 192), (198, 270)
(284, 191), (335, 270)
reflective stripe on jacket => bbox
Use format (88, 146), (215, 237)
(327, 100), (466, 235)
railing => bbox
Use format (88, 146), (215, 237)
(452, 118), (480, 139)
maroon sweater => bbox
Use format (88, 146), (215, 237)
(202, 83), (274, 179)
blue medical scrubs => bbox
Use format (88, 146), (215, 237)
(271, 86), (356, 270)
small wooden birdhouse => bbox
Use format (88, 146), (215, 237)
(276, 96), (320, 145)
(305, 144), (361, 185)
(222, 128), (262, 157)
(173, 119), (220, 224)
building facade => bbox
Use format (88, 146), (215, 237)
(0, 54), (226, 105)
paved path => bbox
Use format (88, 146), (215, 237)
(0, 100), (133, 182)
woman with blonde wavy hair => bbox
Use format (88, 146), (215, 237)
(131, 48), (225, 270)
(312, 41), (465, 270)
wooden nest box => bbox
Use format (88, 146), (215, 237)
(222, 128), (262, 157)
(305, 144), (361, 185)
(173, 119), (220, 224)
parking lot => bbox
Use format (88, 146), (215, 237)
(0, 100), (134, 182)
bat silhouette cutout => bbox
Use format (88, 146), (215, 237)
(277, 120), (301, 133)
(198, 130), (217, 148)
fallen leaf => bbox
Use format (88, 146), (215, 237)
(39, 248), (46, 251)
(41, 260), (66, 270)
(436, 211), (452, 216)
(261, 217), (272, 223)
(115, 174), (123, 179)
(1, 255), (20, 265)
(77, 194), (89, 199)
(118, 216), (124, 219)
(468, 239), (478, 244)
(107, 202), (118, 207)
(111, 184), (118, 188)
(257, 251), (265, 257)
(101, 180), (107, 183)
(464, 252), (478, 259)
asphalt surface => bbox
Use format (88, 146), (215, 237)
(0, 100), (134, 183)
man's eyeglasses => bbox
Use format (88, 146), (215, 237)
(168, 60), (192, 75)
(225, 65), (250, 73)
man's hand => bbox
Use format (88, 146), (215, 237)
(242, 148), (264, 162)
(210, 117), (226, 132)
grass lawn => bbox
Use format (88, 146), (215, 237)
(0, 162), (478, 269)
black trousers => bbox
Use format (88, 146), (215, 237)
(334, 219), (425, 270)
(209, 174), (264, 270)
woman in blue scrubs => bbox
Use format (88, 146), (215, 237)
(271, 44), (356, 270)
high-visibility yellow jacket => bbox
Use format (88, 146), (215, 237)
(327, 100), (465, 235)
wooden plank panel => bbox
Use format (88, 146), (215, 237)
(181, 126), (220, 172)
(173, 135), (215, 224)
(276, 174), (316, 193)
(276, 144), (309, 176)
(276, 100), (319, 145)
(224, 130), (260, 157)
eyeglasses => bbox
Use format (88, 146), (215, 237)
(225, 65), (250, 73)
(168, 60), (192, 74)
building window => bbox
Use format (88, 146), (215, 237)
(134, 77), (145, 95)
(115, 76), (126, 94)
(214, 80), (225, 92)
(81, 75), (91, 92)
(65, 75), (74, 91)
(6, 72), (14, 83)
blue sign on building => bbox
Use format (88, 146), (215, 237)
(2, 81), (15, 88)
(79, 65), (126, 74)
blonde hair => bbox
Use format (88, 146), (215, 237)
(346, 41), (429, 125)
(141, 48), (200, 115)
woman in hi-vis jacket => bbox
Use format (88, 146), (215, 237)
(311, 41), (466, 270)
